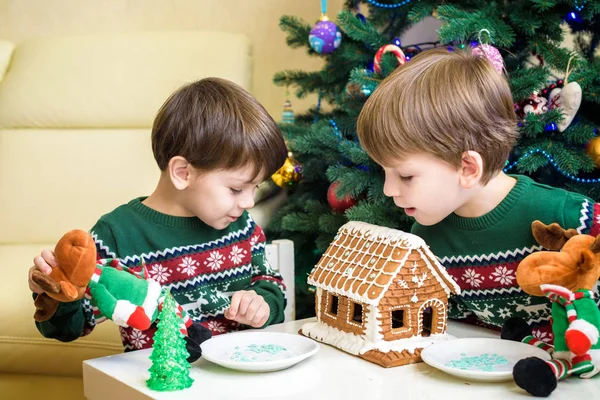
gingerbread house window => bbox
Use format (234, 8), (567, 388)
(421, 306), (433, 337)
(327, 294), (339, 316)
(391, 309), (405, 329)
(351, 302), (363, 323)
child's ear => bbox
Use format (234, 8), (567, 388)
(458, 150), (483, 189)
(168, 156), (192, 190)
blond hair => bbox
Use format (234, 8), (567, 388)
(152, 78), (287, 180)
(357, 47), (518, 184)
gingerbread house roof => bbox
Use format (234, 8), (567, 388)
(308, 221), (461, 306)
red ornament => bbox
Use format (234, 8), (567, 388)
(327, 182), (357, 212)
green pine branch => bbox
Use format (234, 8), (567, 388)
(279, 16), (314, 50)
(436, 5), (516, 47)
(337, 10), (387, 50)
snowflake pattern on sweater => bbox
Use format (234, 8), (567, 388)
(77, 201), (287, 352)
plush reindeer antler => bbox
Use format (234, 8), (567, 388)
(531, 221), (579, 250)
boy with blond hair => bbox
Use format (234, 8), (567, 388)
(357, 47), (599, 340)
(28, 78), (289, 358)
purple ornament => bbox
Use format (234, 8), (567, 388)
(309, 20), (342, 54)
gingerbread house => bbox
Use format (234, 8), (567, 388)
(301, 221), (461, 367)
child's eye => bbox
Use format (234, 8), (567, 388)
(230, 188), (242, 194)
(399, 175), (413, 182)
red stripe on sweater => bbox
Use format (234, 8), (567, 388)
(445, 261), (520, 291)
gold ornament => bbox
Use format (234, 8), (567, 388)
(272, 152), (303, 187)
(586, 137), (600, 168)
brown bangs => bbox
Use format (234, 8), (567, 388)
(152, 77), (287, 180)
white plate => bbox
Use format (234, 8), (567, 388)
(200, 331), (320, 372)
(421, 338), (552, 382)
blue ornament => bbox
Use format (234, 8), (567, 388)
(309, 20), (342, 54)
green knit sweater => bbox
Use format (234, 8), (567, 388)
(412, 175), (599, 342)
(35, 198), (286, 351)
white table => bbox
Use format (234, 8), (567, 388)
(83, 319), (600, 400)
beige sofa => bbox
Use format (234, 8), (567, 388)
(0, 31), (283, 399)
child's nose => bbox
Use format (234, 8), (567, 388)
(383, 180), (401, 198)
(238, 192), (255, 210)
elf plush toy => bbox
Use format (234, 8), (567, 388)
(501, 221), (600, 397)
(31, 229), (212, 362)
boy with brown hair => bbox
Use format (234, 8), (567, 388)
(357, 47), (600, 340)
(28, 78), (289, 356)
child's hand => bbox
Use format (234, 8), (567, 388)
(224, 290), (270, 328)
(28, 249), (57, 294)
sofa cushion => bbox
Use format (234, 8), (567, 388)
(0, 31), (251, 128)
(0, 129), (158, 244)
(1, 244), (122, 376)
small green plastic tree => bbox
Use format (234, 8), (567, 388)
(146, 291), (194, 391)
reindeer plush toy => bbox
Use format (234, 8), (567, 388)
(501, 221), (600, 397)
(31, 229), (212, 362)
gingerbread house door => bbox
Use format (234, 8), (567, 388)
(417, 299), (446, 336)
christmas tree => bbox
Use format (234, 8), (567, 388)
(267, 0), (600, 319)
(146, 291), (194, 391)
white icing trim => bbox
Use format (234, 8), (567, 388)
(365, 304), (382, 342)
(301, 321), (362, 355)
(301, 320), (455, 355)
(346, 301), (364, 327)
(308, 221), (460, 305)
(417, 247), (461, 296)
(316, 287), (323, 321)
(342, 221), (429, 246)
(388, 304), (412, 335)
(417, 299), (446, 335)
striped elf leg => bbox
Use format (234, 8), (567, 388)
(545, 354), (597, 381)
(571, 354), (599, 378)
(545, 358), (573, 381)
(522, 335), (555, 355)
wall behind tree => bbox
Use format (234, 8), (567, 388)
(0, 0), (440, 120)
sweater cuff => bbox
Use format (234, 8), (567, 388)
(32, 293), (86, 342)
(254, 290), (284, 328)
(263, 293), (282, 328)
